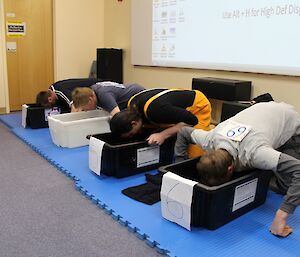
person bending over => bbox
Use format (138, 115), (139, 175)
(36, 78), (99, 112)
(175, 101), (300, 238)
(110, 88), (211, 158)
(72, 82), (145, 116)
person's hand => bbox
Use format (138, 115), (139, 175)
(270, 209), (293, 237)
(71, 105), (82, 112)
(147, 133), (166, 145)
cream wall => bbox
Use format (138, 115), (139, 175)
(53, 0), (105, 81)
(0, 0), (9, 113)
(0, 0), (105, 113)
(1, 1), (299, 113)
(104, 0), (300, 112)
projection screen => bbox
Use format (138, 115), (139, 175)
(132, 0), (300, 76)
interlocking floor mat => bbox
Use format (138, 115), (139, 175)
(0, 112), (22, 129)
(1, 113), (300, 257)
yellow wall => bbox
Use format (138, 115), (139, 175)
(0, 0), (9, 113)
(53, 0), (105, 80)
(104, 0), (300, 112)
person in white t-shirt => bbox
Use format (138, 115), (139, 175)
(175, 101), (300, 238)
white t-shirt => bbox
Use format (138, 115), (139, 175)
(191, 102), (300, 171)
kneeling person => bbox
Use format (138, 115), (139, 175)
(175, 101), (300, 238)
(72, 82), (145, 116)
(36, 78), (98, 112)
(110, 88), (211, 158)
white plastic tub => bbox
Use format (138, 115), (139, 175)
(48, 109), (111, 148)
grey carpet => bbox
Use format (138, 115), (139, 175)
(0, 123), (164, 257)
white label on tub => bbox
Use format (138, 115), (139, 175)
(89, 137), (105, 175)
(21, 104), (28, 128)
(44, 107), (61, 121)
(161, 172), (198, 231)
(232, 178), (258, 212)
(137, 145), (160, 168)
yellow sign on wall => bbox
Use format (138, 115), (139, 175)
(6, 21), (26, 37)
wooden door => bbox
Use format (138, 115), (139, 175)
(4, 0), (53, 111)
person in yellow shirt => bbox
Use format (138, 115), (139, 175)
(109, 88), (211, 158)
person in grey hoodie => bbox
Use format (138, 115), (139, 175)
(175, 101), (300, 238)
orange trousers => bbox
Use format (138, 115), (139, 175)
(186, 90), (211, 158)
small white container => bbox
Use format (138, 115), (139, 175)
(48, 109), (111, 148)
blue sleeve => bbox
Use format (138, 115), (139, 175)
(97, 92), (118, 112)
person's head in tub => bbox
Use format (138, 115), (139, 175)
(36, 90), (58, 107)
(71, 82), (146, 116)
(109, 108), (143, 138)
(72, 87), (97, 112)
(196, 149), (234, 186)
(174, 101), (300, 238)
(110, 88), (211, 154)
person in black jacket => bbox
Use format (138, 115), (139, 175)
(36, 78), (99, 112)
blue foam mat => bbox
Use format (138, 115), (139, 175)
(1, 113), (300, 257)
(0, 112), (22, 129)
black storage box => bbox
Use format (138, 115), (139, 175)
(89, 132), (176, 178)
(159, 157), (272, 230)
(22, 104), (63, 129)
(192, 77), (252, 101)
(220, 101), (251, 122)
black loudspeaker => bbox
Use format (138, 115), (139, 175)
(97, 48), (123, 83)
(192, 77), (252, 101)
(220, 101), (251, 122)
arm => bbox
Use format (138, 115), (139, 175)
(70, 101), (83, 112)
(71, 104), (79, 112)
(270, 209), (293, 237)
(110, 106), (121, 116)
(96, 91), (119, 114)
(174, 126), (196, 162)
(250, 148), (298, 237)
(147, 122), (189, 145)
(270, 153), (300, 237)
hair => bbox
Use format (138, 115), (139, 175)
(72, 87), (95, 108)
(36, 91), (52, 107)
(109, 108), (141, 136)
(196, 149), (233, 186)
